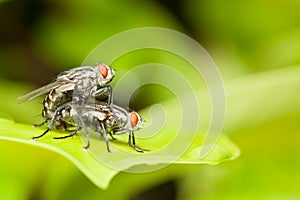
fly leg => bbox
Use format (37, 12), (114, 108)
(53, 126), (82, 139)
(33, 119), (48, 127)
(106, 85), (112, 105)
(73, 109), (90, 150)
(32, 127), (50, 140)
(109, 132), (117, 140)
(100, 122), (111, 153)
(32, 103), (69, 140)
(71, 84), (91, 150)
(128, 131), (149, 153)
(96, 126), (115, 140)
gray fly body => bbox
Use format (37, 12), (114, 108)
(46, 102), (147, 153)
(19, 63), (147, 153)
(18, 64), (115, 105)
(18, 64), (115, 149)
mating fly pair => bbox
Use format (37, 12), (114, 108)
(18, 63), (147, 153)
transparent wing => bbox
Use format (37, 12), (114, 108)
(18, 81), (63, 104)
(18, 66), (88, 104)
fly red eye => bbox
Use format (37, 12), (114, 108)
(97, 64), (108, 78)
(130, 112), (139, 126)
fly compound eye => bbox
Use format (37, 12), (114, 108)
(97, 63), (108, 78)
(130, 112), (139, 127)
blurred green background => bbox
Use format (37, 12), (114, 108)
(1, 0), (300, 199)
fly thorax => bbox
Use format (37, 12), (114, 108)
(72, 79), (97, 105)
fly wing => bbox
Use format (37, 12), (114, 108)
(17, 67), (86, 104)
(18, 80), (63, 104)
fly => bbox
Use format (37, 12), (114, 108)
(37, 101), (147, 153)
(18, 63), (115, 149)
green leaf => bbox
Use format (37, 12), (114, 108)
(0, 116), (239, 189)
(0, 117), (118, 189)
(0, 78), (240, 189)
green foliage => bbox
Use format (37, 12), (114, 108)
(0, 95), (239, 189)
(1, 0), (300, 199)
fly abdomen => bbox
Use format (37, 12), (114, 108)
(42, 88), (72, 119)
